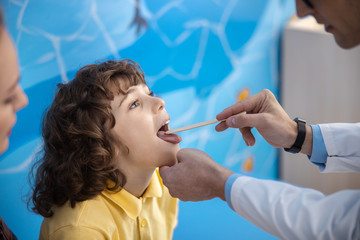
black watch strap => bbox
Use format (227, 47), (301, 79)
(284, 118), (306, 153)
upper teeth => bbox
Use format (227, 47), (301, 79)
(164, 120), (170, 126)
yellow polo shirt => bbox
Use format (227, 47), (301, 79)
(39, 169), (178, 240)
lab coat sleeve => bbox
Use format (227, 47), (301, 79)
(319, 123), (360, 173)
(226, 174), (360, 240)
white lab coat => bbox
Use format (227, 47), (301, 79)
(228, 123), (360, 240)
(320, 123), (360, 173)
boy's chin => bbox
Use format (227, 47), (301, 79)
(155, 145), (179, 167)
(160, 154), (178, 167)
(0, 139), (9, 155)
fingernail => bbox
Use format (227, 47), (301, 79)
(230, 117), (235, 126)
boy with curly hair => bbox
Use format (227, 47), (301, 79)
(29, 59), (182, 239)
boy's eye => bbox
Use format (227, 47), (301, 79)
(129, 100), (140, 109)
(149, 90), (154, 97)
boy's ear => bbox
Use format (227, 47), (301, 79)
(109, 130), (130, 157)
(114, 146), (120, 157)
(114, 142), (130, 158)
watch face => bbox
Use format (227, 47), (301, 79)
(295, 117), (306, 124)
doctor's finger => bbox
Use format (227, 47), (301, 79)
(216, 89), (271, 120)
(239, 127), (255, 146)
(215, 121), (229, 132)
(159, 166), (171, 180)
(225, 111), (264, 129)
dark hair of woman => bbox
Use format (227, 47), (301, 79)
(28, 59), (146, 218)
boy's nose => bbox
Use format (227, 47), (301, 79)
(296, 0), (315, 18)
(15, 87), (29, 112)
(152, 97), (165, 113)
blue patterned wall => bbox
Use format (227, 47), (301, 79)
(0, 0), (294, 239)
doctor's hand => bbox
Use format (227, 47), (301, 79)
(216, 89), (313, 155)
(159, 148), (234, 202)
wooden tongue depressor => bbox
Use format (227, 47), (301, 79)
(165, 119), (226, 134)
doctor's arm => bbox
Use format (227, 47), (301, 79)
(226, 174), (360, 240)
(160, 148), (360, 239)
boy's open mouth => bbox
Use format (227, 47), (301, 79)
(157, 121), (182, 144)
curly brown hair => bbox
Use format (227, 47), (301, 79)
(29, 59), (147, 217)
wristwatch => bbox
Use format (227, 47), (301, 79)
(284, 118), (306, 153)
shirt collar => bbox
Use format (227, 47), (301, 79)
(101, 169), (163, 219)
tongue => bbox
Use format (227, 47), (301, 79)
(157, 131), (182, 144)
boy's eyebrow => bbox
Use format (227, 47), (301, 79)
(119, 88), (136, 107)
